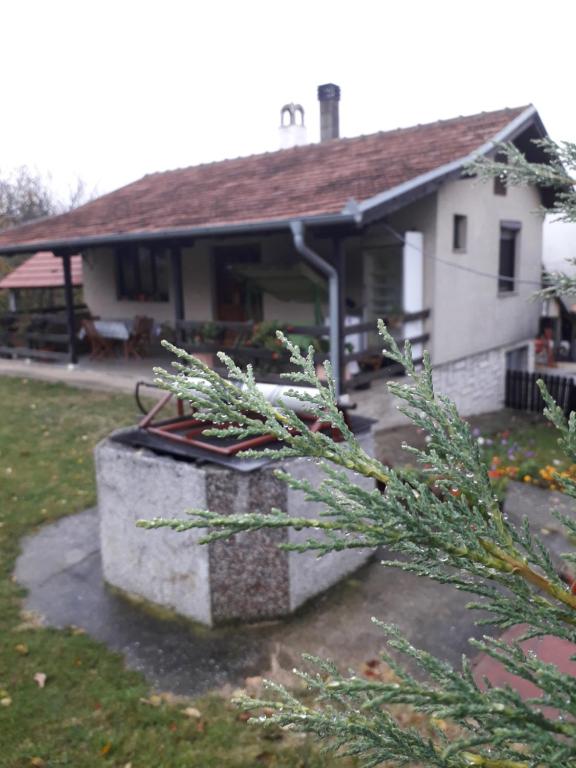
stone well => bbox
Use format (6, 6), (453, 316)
(95, 428), (374, 627)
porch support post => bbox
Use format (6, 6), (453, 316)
(61, 252), (78, 365)
(170, 245), (185, 342)
(402, 231), (424, 361)
(332, 237), (346, 394)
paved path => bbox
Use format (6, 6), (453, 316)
(0, 356), (168, 395)
(14, 482), (576, 697)
(15, 509), (486, 697)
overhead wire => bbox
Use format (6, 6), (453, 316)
(381, 222), (545, 288)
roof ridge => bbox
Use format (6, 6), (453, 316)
(140, 104), (532, 181)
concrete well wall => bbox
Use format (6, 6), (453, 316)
(96, 428), (374, 626)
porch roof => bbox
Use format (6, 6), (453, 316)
(0, 105), (544, 254)
(0, 251), (82, 289)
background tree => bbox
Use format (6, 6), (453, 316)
(140, 140), (576, 768)
(0, 167), (93, 309)
(0, 166), (58, 230)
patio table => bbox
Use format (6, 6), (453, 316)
(92, 319), (134, 341)
(78, 319), (134, 342)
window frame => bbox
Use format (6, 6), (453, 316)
(498, 221), (521, 295)
(452, 214), (467, 252)
(115, 244), (170, 303)
(493, 152), (508, 196)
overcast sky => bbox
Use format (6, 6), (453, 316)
(1, 0), (575, 202)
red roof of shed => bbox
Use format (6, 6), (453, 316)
(0, 105), (538, 252)
(0, 251), (82, 289)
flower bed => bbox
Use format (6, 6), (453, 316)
(473, 426), (574, 491)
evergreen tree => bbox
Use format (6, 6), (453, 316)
(141, 140), (576, 767)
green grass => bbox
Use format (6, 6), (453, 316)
(0, 376), (346, 767)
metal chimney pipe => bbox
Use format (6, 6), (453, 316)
(318, 83), (340, 142)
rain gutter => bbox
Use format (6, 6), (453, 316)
(0, 212), (356, 257)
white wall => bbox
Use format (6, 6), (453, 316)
(82, 245), (214, 324)
(543, 216), (576, 274)
(261, 233), (318, 324)
(432, 177), (543, 366)
(81, 235), (327, 328)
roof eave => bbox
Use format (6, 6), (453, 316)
(0, 212), (357, 256)
(355, 105), (542, 224)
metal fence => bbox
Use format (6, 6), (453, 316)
(505, 369), (575, 416)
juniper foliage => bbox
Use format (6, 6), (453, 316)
(140, 324), (576, 768)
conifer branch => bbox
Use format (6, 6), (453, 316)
(140, 321), (576, 767)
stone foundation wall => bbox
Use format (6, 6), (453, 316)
(351, 342), (532, 431)
(432, 347), (505, 417)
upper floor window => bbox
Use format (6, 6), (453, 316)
(453, 214), (467, 252)
(498, 223), (520, 294)
(493, 152), (508, 196)
(116, 245), (170, 302)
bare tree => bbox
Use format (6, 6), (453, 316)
(0, 166), (95, 231)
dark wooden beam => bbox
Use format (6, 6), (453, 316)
(170, 246), (185, 341)
(61, 252), (78, 364)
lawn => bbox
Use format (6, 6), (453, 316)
(0, 376), (347, 767)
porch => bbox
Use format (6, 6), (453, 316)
(0, 221), (431, 396)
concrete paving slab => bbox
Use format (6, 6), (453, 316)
(504, 481), (576, 567)
(14, 507), (491, 696)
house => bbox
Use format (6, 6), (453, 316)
(0, 86), (554, 425)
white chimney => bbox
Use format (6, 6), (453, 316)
(279, 103), (307, 149)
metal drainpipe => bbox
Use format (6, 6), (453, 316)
(289, 220), (341, 398)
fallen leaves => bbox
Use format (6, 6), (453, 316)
(1, 696), (12, 707)
(183, 706), (202, 719)
(140, 694), (163, 707)
(14, 643), (29, 655)
(100, 742), (112, 756)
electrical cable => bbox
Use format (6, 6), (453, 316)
(382, 222), (545, 288)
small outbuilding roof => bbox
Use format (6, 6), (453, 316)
(0, 251), (82, 289)
(0, 105), (546, 254)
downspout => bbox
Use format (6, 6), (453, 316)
(289, 220), (341, 398)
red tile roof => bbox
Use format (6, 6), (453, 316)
(0, 251), (82, 289)
(0, 106), (534, 251)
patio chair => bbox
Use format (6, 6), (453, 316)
(125, 316), (153, 359)
(82, 318), (114, 359)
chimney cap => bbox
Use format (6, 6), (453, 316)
(280, 103), (305, 128)
(318, 83), (341, 102)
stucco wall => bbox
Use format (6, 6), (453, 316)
(82, 245), (213, 324)
(432, 177), (543, 366)
(82, 235), (321, 327)
(261, 233), (319, 324)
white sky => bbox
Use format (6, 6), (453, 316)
(1, 0), (575, 202)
